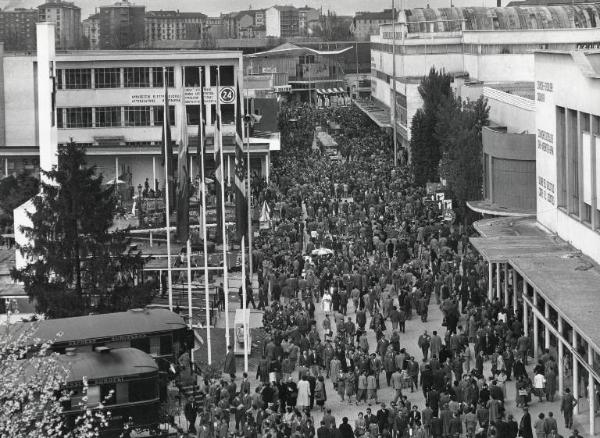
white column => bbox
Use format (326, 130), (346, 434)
(4, 158), (7, 177)
(523, 299), (529, 336)
(558, 316), (564, 396)
(152, 156), (156, 190)
(512, 268), (518, 314)
(266, 151), (270, 184)
(189, 155), (193, 180)
(115, 156), (119, 181)
(533, 290), (539, 361)
(227, 154), (231, 186)
(488, 262), (493, 301)
(496, 262), (501, 300)
(36, 22), (58, 185)
(573, 330), (579, 414)
(589, 344), (595, 436)
(544, 301), (550, 350)
(504, 263), (509, 306)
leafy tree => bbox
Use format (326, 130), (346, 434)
(409, 67), (452, 185)
(0, 327), (110, 437)
(12, 143), (154, 318)
(435, 95), (489, 223)
(0, 172), (39, 231)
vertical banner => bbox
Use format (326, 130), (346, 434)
(177, 66), (190, 242)
(234, 81), (248, 243)
(214, 67), (224, 244)
(161, 69), (174, 211)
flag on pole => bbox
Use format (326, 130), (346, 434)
(197, 67), (206, 234)
(214, 67), (224, 244)
(161, 69), (174, 211)
(176, 66), (189, 242)
(234, 81), (248, 242)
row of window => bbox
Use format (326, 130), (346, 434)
(56, 65), (235, 90)
(56, 103), (236, 128)
(371, 42), (562, 56)
(57, 106), (176, 128)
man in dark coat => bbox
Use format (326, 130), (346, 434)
(430, 414), (443, 438)
(338, 417), (354, 438)
(223, 345), (236, 377)
(507, 413), (519, 438)
(519, 407), (534, 438)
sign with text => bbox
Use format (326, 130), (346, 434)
(130, 88), (204, 105)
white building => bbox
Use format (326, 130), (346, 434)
(265, 5), (299, 38)
(367, 4), (600, 155)
(535, 49), (600, 262)
(469, 50), (600, 436)
(0, 48), (279, 189)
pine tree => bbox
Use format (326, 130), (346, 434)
(12, 143), (154, 318)
(436, 95), (489, 223)
(409, 67), (452, 184)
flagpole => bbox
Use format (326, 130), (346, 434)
(163, 66), (173, 312)
(241, 236), (248, 373)
(244, 90), (254, 299)
(198, 66), (211, 364)
(216, 68), (231, 348)
(186, 238), (193, 365)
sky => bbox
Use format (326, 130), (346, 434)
(0, 0), (399, 18)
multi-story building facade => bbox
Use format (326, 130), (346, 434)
(38, 0), (81, 50)
(0, 8), (38, 52)
(0, 49), (279, 189)
(265, 6), (299, 38)
(536, 49), (600, 261)
(144, 10), (206, 44)
(98, 1), (145, 49)
(298, 7), (320, 36)
(469, 50), (600, 437)
(367, 5), (600, 156)
(350, 9), (396, 41)
(460, 81), (537, 216)
(82, 13), (100, 50)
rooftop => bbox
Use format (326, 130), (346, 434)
(401, 5), (600, 33)
(10, 308), (186, 346)
(58, 348), (158, 383)
(354, 9), (397, 21)
(471, 216), (600, 356)
(38, 1), (80, 10)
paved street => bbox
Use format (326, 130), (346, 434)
(211, 283), (597, 437)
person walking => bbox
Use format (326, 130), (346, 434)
(534, 413), (546, 438)
(296, 375), (311, 411)
(561, 388), (577, 429)
(519, 407), (534, 438)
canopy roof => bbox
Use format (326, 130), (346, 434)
(248, 42), (352, 58)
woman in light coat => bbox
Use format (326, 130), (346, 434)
(296, 375), (311, 410)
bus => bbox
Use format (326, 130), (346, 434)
(12, 308), (191, 369)
(57, 347), (161, 436)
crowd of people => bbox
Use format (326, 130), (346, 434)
(177, 104), (580, 438)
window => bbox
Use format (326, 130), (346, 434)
(567, 109), (579, 216)
(86, 385), (101, 407)
(63, 69), (91, 89)
(159, 335), (173, 356)
(101, 383), (116, 405)
(94, 68), (120, 88)
(130, 337), (150, 353)
(63, 107), (92, 128)
(153, 105), (175, 126)
(210, 65), (235, 86)
(221, 104), (234, 124)
(185, 105), (201, 125)
(184, 66), (201, 87)
(57, 108), (63, 128)
(556, 107), (567, 208)
(129, 378), (158, 402)
(124, 106), (151, 127)
(95, 107), (121, 127)
(124, 67), (151, 88)
(152, 67), (174, 88)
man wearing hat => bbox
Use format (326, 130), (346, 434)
(569, 429), (583, 438)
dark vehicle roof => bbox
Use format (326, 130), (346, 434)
(11, 308), (186, 345)
(59, 348), (158, 382)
